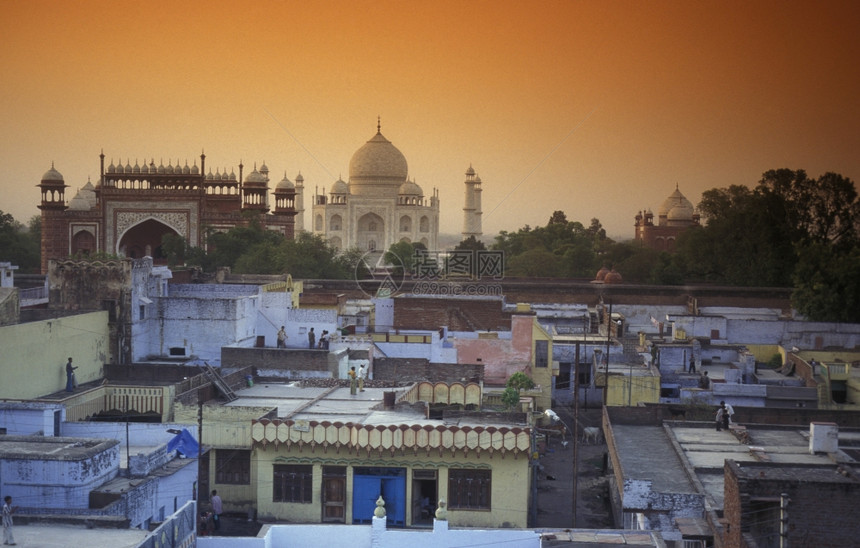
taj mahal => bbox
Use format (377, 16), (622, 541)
(37, 120), (485, 273)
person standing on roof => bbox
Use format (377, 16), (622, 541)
(210, 490), (223, 531)
(358, 364), (367, 392)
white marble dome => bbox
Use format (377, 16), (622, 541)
(348, 131), (408, 184)
(331, 178), (349, 194)
(659, 187), (695, 222)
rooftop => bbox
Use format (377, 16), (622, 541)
(0, 435), (119, 460)
(2, 523), (148, 548)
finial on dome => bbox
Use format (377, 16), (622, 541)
(377, 116), (381, 134)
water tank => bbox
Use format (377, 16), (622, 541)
(809, 422), (838, 454)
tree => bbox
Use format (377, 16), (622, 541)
(684, 169), (860, 288)
(161, 233), (187, 268)
(384, 241), (420, 276)
(454, 235), (486, 252)
(791, 241), (860, 322)
(492, 212), (609, 279)
(0, 210), (40, 273)
(500, 387), (520, 411)
(506, 371), (535, 393)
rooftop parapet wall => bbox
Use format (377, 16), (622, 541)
(374, 359), (483, 384)
(398, 381), (483, 407)
(250, 418), (531, 458)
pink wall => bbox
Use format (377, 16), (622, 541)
(455, 315), (534, 386)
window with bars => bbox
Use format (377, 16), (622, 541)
(215, 449), (250, 485)
(273, 464), (313, 503)
(448, 469), (490, 510)
(535, 340), (548, 368)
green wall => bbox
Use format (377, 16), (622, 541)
(0, 311), (109, 399)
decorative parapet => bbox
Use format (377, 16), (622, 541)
(398, 381), (482, 407)
(250, 418), (531, 458)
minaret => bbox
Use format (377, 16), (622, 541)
(37, 163), (69, 274)
(462, 165), (483, 240)
(294, 172), (305, 232)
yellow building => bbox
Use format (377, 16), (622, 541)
(601, 362), (661, 407)
(192, 381), (533, 528)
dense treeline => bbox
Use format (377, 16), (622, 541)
(0, 211), (40, 273)
(161, 218), (367, 280)
(485, 169), (860, 322)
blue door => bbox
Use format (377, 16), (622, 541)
(352, 467), (406, 526)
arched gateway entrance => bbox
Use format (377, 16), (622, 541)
(118, 219), (179, 262)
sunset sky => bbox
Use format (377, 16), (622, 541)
(2, 0), (858, 241)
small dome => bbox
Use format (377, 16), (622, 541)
(276, 173), (295, 190)
(295, 172), (304, 183)
(68, 181), (97, 210)
(330, 178), (348, 194)
(42, 165), (64, 182)
(465, 165), (475, 177)
(206, 170), (215, 181)
(221, 170), (230, 181)
(132, 160), (141, 173)
(244, 169), (267, 185)
(260, 162), (269, 174)
(190, 163), (200, 175)
(107, 160), (116, 173)
(125, 159), (133, 173)
(228, 169), (237, 182)
(183, 162), (191, 175)
(398, 179), (423, 196)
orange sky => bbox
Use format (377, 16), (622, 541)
(2, 0), (858, 241)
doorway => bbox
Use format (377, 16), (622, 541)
(352, 467), (406, 526)
(411, 469), (437, 526)
(322, 466), (346, 522)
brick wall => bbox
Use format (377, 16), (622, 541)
(724, 460), (860, 548)
(277, 278), (793, 310)
(374, 357), (483, 383)
(221, 347), (331, 373)
(393, 297), (512, 331)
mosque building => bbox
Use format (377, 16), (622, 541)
(633, 185), (700, 251)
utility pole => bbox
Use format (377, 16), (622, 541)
(603, 301), (612, 406)
(572, 341), (580, 528)
(780, 492), (790, 548)
(125, 395), (130, 471)
(197, 388), (204, 503)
